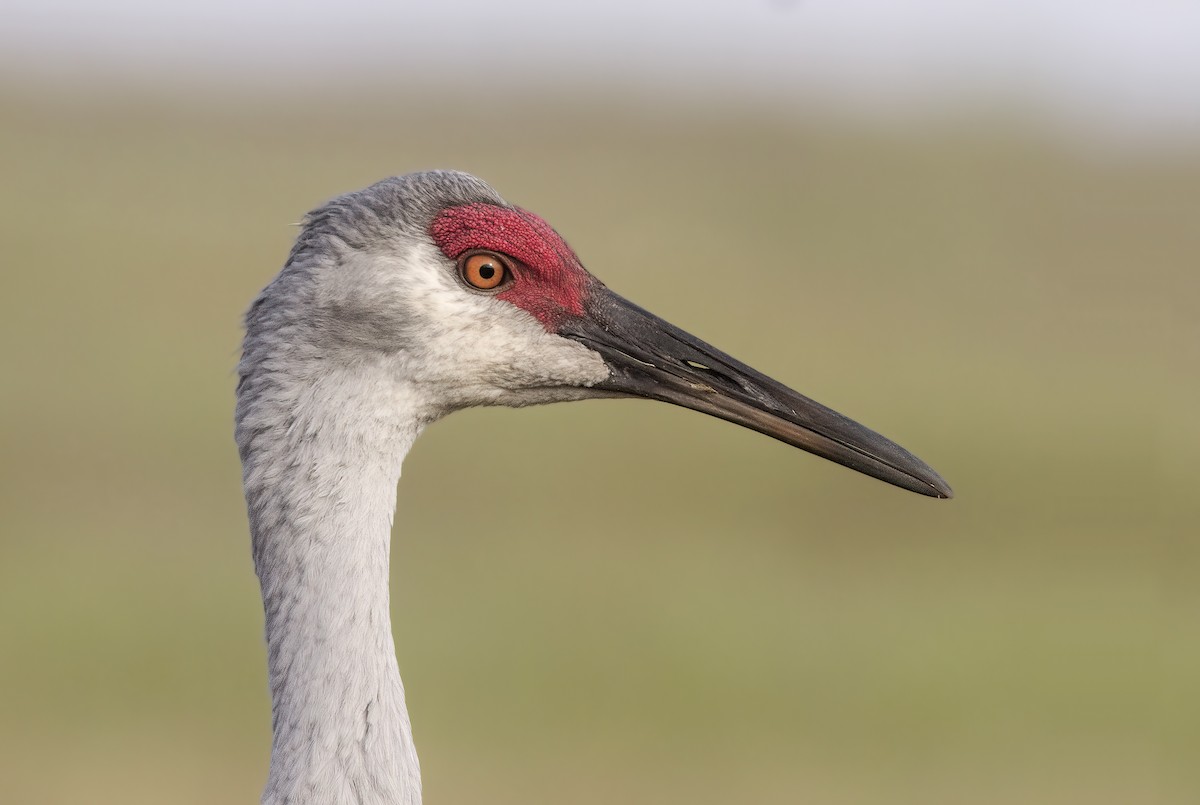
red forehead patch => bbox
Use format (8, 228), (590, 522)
(430, 203), (592, 330)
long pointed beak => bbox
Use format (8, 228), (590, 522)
(560, 286), (952, 499)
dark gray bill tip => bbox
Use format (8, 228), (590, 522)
(907, 466), (954, 499)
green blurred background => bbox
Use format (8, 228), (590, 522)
(1, 4), (1198, 803)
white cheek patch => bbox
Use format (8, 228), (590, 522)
(378, 243), (610, 400)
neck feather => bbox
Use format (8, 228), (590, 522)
(238, 359), (427, 805)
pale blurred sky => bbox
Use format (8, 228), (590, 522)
(4, 0), (1200, 144)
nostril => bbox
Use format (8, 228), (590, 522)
(681, 358), (741, 394)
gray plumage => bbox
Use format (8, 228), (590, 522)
(237, 171), (606, 805)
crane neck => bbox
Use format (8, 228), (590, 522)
(238, 359), (428, 805)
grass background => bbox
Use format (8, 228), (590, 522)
(0, 87), (1196, 803)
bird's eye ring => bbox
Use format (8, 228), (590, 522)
(459, 251), (510, 291)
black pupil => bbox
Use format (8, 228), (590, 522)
(478, 263), (496, 280)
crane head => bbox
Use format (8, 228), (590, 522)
(262, 170), (951, 499)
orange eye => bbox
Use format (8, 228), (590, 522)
(460, 252), (509, 290)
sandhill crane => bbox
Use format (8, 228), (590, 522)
(235, 170), (951, 805)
